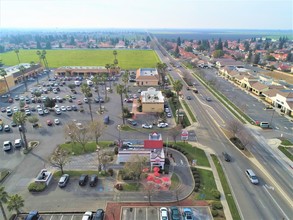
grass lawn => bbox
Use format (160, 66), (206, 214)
(211, 154), (241, 220)
(278, 146), (293, 161)
(53, 170), (103, 178)
(170, 173), (180, 190)
(182, 100), (196, 122)
(281, 139), (293, 146)
(0, 49), (160, 69)
(120, 125), (137, 131)
(173, 142), (210, 167)
(122, 182), (141, 191)
(59, 141), (112, 155)
(196, 169), (217, 200)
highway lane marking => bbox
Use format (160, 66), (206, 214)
(263, 185), (289, 220)
(264, 184), (275, 191)
(284, 127), (288, 130)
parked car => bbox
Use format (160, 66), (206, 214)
(157, 122), (168, 128)
(89, 174), (98, 187)
(165, 108), (170, 113)
(222, 152), (231, 162)
(47, 119), (53, 126)
(11, 121), (17, 127)
(160, 207), (168, 220)
(61, 106), (67, 111)
(127, 119), (137, 126)
(14, 139), (23, 148)
(72, 105), (78, 111)
(25, 210), (40, 220)
(142, 123), (153, 129)
(1, 107), (6, 112)
(93, 209), (105, 220)
(54, 119), (60, 125)
(170, 206), (180, 220)
(183, 208), (193, 220)
(58, 174), (70, 188)
(77, 100), (82, 105)
(79, 174), (89, 186)
(25, 109), (31, 116)
(82, 211), (93, 220)
(4, 125), (11, 132)
(3, 141), (13, 151)
(167, 113), (172, 118)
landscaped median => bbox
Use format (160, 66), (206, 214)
(278, 139), (293, 161)
(211, 154), (241, 220)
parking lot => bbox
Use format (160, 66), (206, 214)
(16, 213), (85, 220)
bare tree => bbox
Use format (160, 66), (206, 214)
(89, 119), (105, 144)
(226, 119), (244, 138)
(238, 129), (252, 150)
(124, 155), (147, 185)
(145, 182), (156, 205)
(50, 149), (70, 174)
(64, 122), (93, 152)
(168, 125), (182, 143)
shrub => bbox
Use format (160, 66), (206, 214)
(194, 178), (200, 184)
(211, 210), (218, 217)
(194, 187), (199, 192)
(195, 183), (200, 187)
(108, 168), (114, 176)
(192, 170), (199, 174)
(212, 201), (223, 210)
(212, 189), (221, 200)
(191, 167), (197, 171)
(28, 182), (46, 192)
(114, 147), (119, 155)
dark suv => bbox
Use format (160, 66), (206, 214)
(89, 174), (98, 187)
(79, 174), (88, 186)
(222, 152), (231, 162)
(25, 210), (40, 220)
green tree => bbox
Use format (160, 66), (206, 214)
(19, 65), (28, 92)
(89, 119), (105, 144)
(7, 194), (24, 215)
(253, 53), (260, 65)
(113, 50), (118, 60)
(124, 155), (147, 184)
(44, 98), (56, 109)
(12, 112), (28, 150)
(247, 50), (252, 62)
(122, 71), (129, 91)
(224, 40), (228, 48)
(81, 83), (93, 122)
(45, 41), (52, 49)
(174, 45), (180, 58)
(116, 84), (126, 125)
(244, 41), (250, 52)
(286, 52), (292, 62)
(36, 41), (42, 49)
(216, 38), (223, 50)
(0, 68), (11, 95)
(212, 50), (224, 58)
(41, 50), (50, 79)
(0, 186), (8, 220)
(173, 80), (183, 97)
(69, 36), (75, 45)
(27, 116), (39, 127)
(177, 37), (181, 46)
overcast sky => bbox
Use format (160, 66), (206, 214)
(0, 0), (292, 29)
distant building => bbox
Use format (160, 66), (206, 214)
(136, 68), (159, 86)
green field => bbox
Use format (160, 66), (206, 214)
(0, 49), (160, 69)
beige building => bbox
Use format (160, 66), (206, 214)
(136, 68), (159, 86)
(0, 63), (43, 94)
(55, 66), (108, 76)
(141, 87), (164, 113)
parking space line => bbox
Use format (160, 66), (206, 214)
(71, 215), (75, 220)
(49, 215), (54, 220)
(60, 215), (64, 220)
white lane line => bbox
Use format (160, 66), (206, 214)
(284, 127), (288, 130)
(262, 186), (289, 220)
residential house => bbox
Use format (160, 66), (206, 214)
(136, 68), (159, 86)
(215, 58), (244, 68)
(141, 87), (164, 113)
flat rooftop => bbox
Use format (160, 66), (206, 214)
(139, 68), (158, 76)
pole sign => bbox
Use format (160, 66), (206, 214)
(181, 129), (189, 141)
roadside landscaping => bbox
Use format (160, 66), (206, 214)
(182, 100), (197, 122)
(53, 170), (108, 178)
(59, 141), (114, 155)
(278, 146), (293, 161)
(211, 154), (241, 220)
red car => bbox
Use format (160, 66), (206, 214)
(77, 100), (82, 105)
(47, 119), (53, 126)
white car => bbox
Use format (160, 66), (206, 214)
(82, 211), (93, 220)
(3, 141), (12, 151)
(13, 106), (19, 113)
(25, 109), (31, 116)
(14, 139), (23, 148)
(142, 123), (153, 129)
(83, 97), (88, 103)
(160, 207), (168, 220)
(55, 109), (61, 115)
(164, 108), (169, 113)
(54, 119), (60, 125)
(66, 106), (72, 111)
(157, 122), (168, 128)
(61, 106), (66, 111)
(38, 108), (44, 115)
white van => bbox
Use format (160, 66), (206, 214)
(245, 169), (259, 184)
(87, 80), (93, 86)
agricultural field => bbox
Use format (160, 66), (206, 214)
(0, 49), (160, 69)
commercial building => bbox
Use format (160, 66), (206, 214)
(136, 68), (159, 86)
(54, 66), (108, 76)
(141, 87), (164, 113)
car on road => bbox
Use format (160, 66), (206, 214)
(206, 97), (212, 101)
(93, 209), (104, 220)
(89, 174), (98, 187)
(14, 139), (23, 148)
(79, 174), (89, 186)
(82, 211), (93, 220)
(157, 122), (168, 128)
(170, 206), (180, 220)
(160, 207), (168, 220)
(58, 174), (70, 188)
(142, 123), (153, 129)
(127, 119), (137, 126)
(47, 119), (53, 126)
(4, 125), (11, 132)
(25, 210), (40, 220)
(222, 152), (231, 162)
(3, 141), (13, 151)
(186, 96), (192, 100)
(245, 169), (259, 184)
(183, 208), (193, 220)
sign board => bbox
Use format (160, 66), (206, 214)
(181, 129), (189, 141)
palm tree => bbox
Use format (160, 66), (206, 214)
(14, 49), (21, 64)
(105, 63), (111, 75)
(113, 50), (117, 60)
(101, 74), (108, 100)
(30, 61), (39, 85)
(7, 194), (24, 215)
(0, 68), (11, 95)
(92, 76), (102, 112)
(0, 187), (8, 220)
(122, 71), (129, 91)
(81, 83), (93, 122)
(173, 80), (183, 97)
(19, 65), (28, 92)
(116, 84), (126, 125)
(41, 50), (50, 79)
(13, 112), (28, 150)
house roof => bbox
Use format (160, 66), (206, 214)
(262, 88), (280, 97)
(144, 140), (163, 149)
(278, 91), (293, 98)
(251, 82), (269, 91)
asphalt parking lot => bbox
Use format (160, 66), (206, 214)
(16, 213), (85, 220)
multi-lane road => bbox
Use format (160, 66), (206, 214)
(153, 38), (293, 220)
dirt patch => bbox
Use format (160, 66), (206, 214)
(260, 71), (293, 84)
